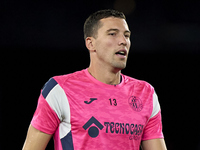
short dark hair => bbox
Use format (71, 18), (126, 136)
(83, 9), (126, 39)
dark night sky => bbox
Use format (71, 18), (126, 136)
(1, 0), (200, 149)
(1, 0), (199, 53)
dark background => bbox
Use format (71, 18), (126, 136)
(1, 0), (200, 149)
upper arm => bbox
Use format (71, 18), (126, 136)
(142, 92), (164, 141)
(141, 138), (167, 150)
(22, 124), (52, 150)
(23, 78), (68, 149)
(141, 91), (167, 150)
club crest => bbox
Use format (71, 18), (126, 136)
(128, 96), (143, 112)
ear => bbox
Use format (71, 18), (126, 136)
(85, 37), (96, 52)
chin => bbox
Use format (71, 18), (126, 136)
(113, 63), (126, 70)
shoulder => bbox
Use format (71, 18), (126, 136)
(122, 74), (155, 92)
(40, 71), (85, 121)
(41, 69), (86, 97)
(51, 69), (86, 85)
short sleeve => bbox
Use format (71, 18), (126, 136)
(31, 77), (69, 135)
(141, 92), (164, 141)
(31, 94), (60, 134)
(142, 111), (164, 141)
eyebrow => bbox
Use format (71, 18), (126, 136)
(106, 28), (131, 34)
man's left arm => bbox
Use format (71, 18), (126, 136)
(141, 91), (167, 149)
(141, 138), (167, 150)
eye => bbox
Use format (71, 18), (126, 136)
(108, 33), (116, 36)
(125, 34), (130, 38)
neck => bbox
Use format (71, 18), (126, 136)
(88, 64), (121, 85)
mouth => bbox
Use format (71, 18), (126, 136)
(115, 49), (127, 57)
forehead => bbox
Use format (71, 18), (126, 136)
(99, 17), (129, 31)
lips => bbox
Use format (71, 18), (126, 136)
(115, 49), (127, 56)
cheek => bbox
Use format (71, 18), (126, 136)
(96, 38), (114, 52)
(128, 39), (131, 46)
(126, 40), (131, 51)
(105, 39), (115, 47)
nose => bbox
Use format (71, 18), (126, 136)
(118, 35), (127, 46)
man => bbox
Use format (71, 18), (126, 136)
(23, 9), (167, 150)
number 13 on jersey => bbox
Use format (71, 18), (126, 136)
(109, 98), (117, 106)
